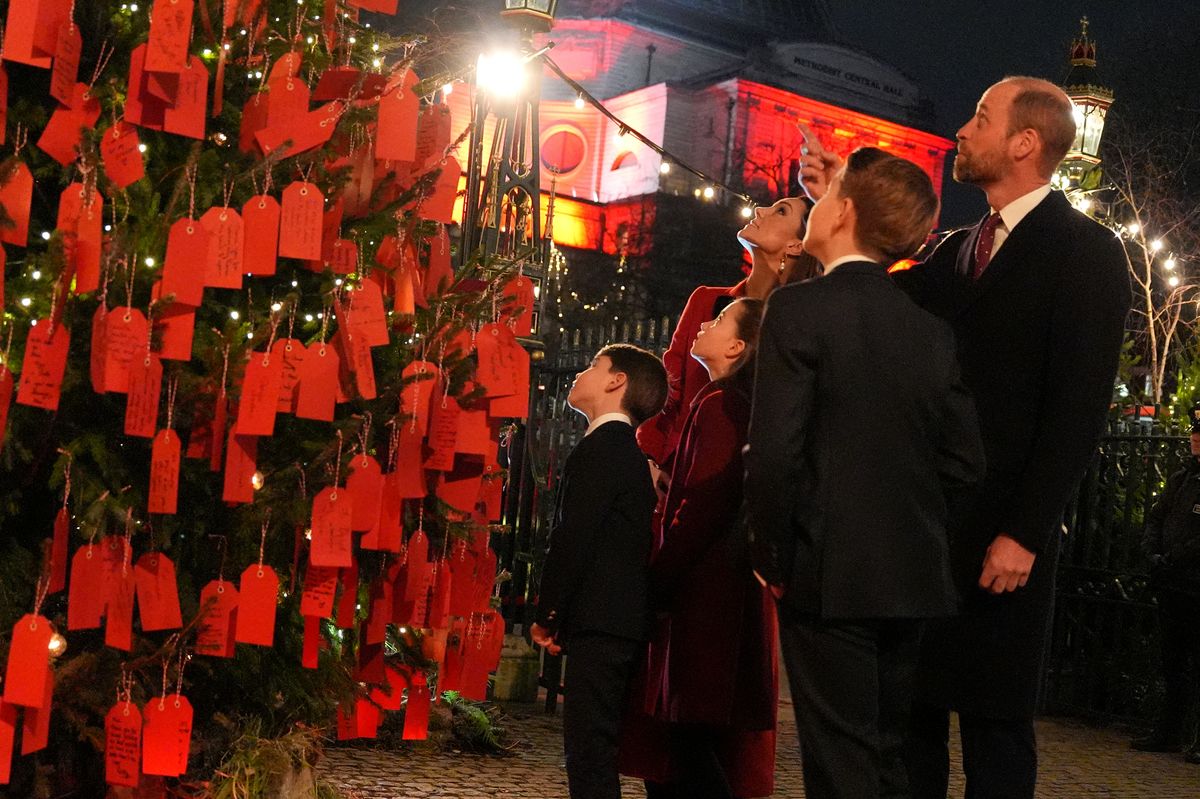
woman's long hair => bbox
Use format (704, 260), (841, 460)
(721, 297), (765, 396)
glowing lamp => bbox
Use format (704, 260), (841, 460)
(502, 0), (558, 28)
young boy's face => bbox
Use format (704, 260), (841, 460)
(568, 355), (618, 415)
(802, 172), (844, 259)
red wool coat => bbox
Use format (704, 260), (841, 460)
(620, 380), (778, 798)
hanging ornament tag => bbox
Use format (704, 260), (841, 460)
(0, 700), (16, 784)
(329, 238), (357, 275)
(105, 562), (136, 651)
(196, 580), (238, 657)
(200, 206), (244, 289)
(47, 507), (70, 594)
(125, 354), (164, 438)
(300, 564), (338, 618)
(302, 614), (321, 669)
(151, 280), (196, 361)
(1, 0), (53, 68)
(349, 335), (377, 400)
(294, 342), (339, 422)
(488, 342), (531, 419)
(149, 429), (182, 514)
(134, 552), (183, 632)
(146, 0), (194, 74)
(376, 69), (419, 162)
(162, 218), (208, 307)
(58, 183), (104, 294)
(475, 323), (519, 398)
(19, 670), (52, 754)
(335, 559), (359, 629)
(255, 100), (340, 159)
(421, 156), (461, 224)
(366, 576), (392, 645)
(16, 321), (70, 411)
(242, 195), (280, 275)
(125, 44), (168, 129)
(361, 473), (403, 552)
(221, 432), (258, 505)
(502, 276), (536, 337)
(239, 93), (269, 153)
(346, 455), (384, 532)
(312, 67), (387, 101)
(49, 23), (82, 106)
(425, 399), (461, 472)
(265, 75), (311, 132)
(103, 309), (150, 394)
(3, 614), (52, 707)
(480, 468), (505, 523)
(278, 182), (324, 261)
(0, 162), (32, 247)
(427, 559), (454, 629)
(105, 701), (142, 788)
(449, 541), (478, 618)
(37, 83), (101, 165)
(101, 122), (146, 188)
(395, 423), (428, 499)
(236, 564), (279, 646)
(401, 674), (432, 740)
(347, 278), (389, 347)
(423, 227), (454, 299)
(90, 307), (110, 392)
(235, 353), (283, 436)
(273, 338), (306, 413)
(162, 56), (208, 139)
(438, 460), (485, 515)
(142, 694), (192, 776)
(416, 103), (453, 171)
(310, 487), (353, 568)
(455, 407), (493, 457)
(403, 531), (430, 603)
(400, 361), (437, 434)
(68, 544), (105, 629)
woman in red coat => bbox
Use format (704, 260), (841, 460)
(637, 196), (816, 482)
(623, 297), (778, 799)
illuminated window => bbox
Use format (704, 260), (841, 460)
(611, 151), (639, 171)
(541, 125), (587, 176)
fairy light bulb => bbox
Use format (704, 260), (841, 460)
(251, 471), (265, 490)
(48, 632), (67, 658)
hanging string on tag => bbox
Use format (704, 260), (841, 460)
(59, 447), (73, 511)
(218, 340), (231, 396)
(357, 412), (372, 465)
(331, 430), (344, 497)
(164, 375), (179, 431)
(10, 123), (27, 162)
(185, 162), (199, 224)
(257, 512), (270, 577)
(1, 321), (15, 368)
(84, 40), (115, 101)
(119, 665), (135, 715)
(122, 508), (135, 577)
(123, 253), (136, 321)
(208, 534), (228, 590)
(317, 297), (332, 353)
(386, 417), (401, 472)
(30, 573), (51, 623)
(158, 633), (181, 708)
(221, 175), (235, 213)
(261, 312), (279, 366)
(173, 644), (189, 704)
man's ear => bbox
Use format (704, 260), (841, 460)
(604, 370), (628, 394)
(1009, 128), (1038, 164)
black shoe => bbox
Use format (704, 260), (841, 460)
(1185, 747), (1200, 765)
(1131, 732), (1184, 752)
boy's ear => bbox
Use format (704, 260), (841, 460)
(604, 370), (628, 394)
(836, 196), (856, 237)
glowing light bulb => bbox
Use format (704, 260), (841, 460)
(20, 297), (32, 307)
(271, 302), (283, 312)
(138, 143), (147, 153)
(740, 206), (754, 218)
(230, 310), (240, 320)
(575, 95), (585, 109)
(1169, 275), (1181, 287)
(442, 83), (454, 97)
(41, 231), (51, 241)
(144, 256), (155, 267)
(702, 186), (716, 200)
(251, 471), (265, 490)
(48, 633), (67, 658)
(1165, 258), (1177, 270)
(659, 162), (671, 175)
(1127, 222), (1141, 235)
(1152, 239), (1165, 252)
(305, 314), (314, 322)
(31, 270), (41, 280)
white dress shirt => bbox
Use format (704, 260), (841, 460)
(585, 412), (632, 436)
(823, 254), (876, 274)
(989, 183), (1052, 259)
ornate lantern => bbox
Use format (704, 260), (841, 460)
(1062, 17), (1113, 166)
(502, 0), (559, 30)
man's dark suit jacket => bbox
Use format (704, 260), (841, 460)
(745, 261), (986, 620)
(535, 420), (656, 645)
(894, 189), (1131, 718)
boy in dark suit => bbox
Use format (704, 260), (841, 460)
(745, 147), (986, 799)
(531, 344), (668, 799)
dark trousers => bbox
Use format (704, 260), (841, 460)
(904, 703), (1037, 799)
(642, 724), (735, 799)
(778, 612), (922, 799)
(562, 632), (641, 799)
(1155, 588), (1200, 742)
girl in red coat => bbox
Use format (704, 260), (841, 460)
(623, 297), (778, 799)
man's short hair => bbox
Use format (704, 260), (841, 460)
(840, 147), (939, 263)
(597, 344), (668, 425)
(1001, 76), (1077, 177)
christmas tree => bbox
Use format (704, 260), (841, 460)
(0, 1), (533, 794)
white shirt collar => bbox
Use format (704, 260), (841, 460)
(585, 412), (632, 436)
(823, 254), (876, 274)
(994, 183), (1052, 234)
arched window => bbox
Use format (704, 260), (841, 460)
(610, 151), (639, 171)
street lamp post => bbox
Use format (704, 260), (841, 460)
(1058, 17), (1114, 189)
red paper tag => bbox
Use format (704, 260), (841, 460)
(424, 392), (461, 472)
(0, 161), (33, 247)
(302, 614), (321, 668)
(236, 564), (279, 646)
(196, 579), (238, 657)
(0, 66), (7, 145)
(346, 279), (389, 346)
(400, 360), (437, 433)
(101, 122), (146, 188)
(313, 67), (388, 101)
(46, 507), (70, 594)
(161, 218), (207, 307)
(475, 323), (519, 398)
(456, 407), (493, 457)
(200, 206), (244, 288)
(488, 341), (531, 419)
(105, 701), (142, 787)
(424, 226), (454, 299)
(68, 543), (105, 629)
(235, 351), (282, 436)
(310, 487), (353, 568)
(134, 552), (183, 632)
(376, 69), (419, 162)
(403, 531), (430, 603)
(149, 429), (181, 514)
(89, 307), (109, 392)
(126, 44), (167, 130)
(361, 472), (403, 552)
(346, 454), (384, 532)
(480, 469), (505, 523)
(18, 669), (52, 754)
(415, 103), (453, 170)
(57, 182), (104, 293)
(142, 694), (192, 776)
(421, 156), (460, 224)
(125, 353), (163, 438)
(239, 93), (268, 153)
(273, 338), (306, 413)
(402, 673), (431, 740)
(1, 0), (52, 68)
(102, 309), (149, 394)
(395, 422), (428, 499)
(0, 700), (16, 784)
(16, 321), (70, 411)
(151, 280), (196, 361)
(162, 56), (208, 139)
(220, 430), (256, 503)
(294, 342), (339, 422)
(37, 82), (101, 165)
(301, 564), (338, 617)
(255, 100), (340, 158)
(502, 276), (536, 337)
(329, 238), (356, 275)
(3, 614), (52, 707)
(242, 195), (280, 275)
(146, 0), (194, 74)
(266, 74), (311, 131)
(105, 562), (136, 651)
(438, 459), (485, 515)
(50, 22), (82, 105)
(348, 334), (377, 400)
(366, 576), (392, 645)
(278, 181), (324, 261)
(336, 559), (359, 629)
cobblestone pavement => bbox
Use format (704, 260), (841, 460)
(321, 696), (1200, 798)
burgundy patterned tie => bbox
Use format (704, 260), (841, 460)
(973, 213), (1003, 279)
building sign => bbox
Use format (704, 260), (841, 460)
(771, 43), (922, 113)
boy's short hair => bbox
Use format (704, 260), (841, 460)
(840, 147), (940, 263)
(598, 344), (668, 425)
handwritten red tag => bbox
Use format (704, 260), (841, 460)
(273, 338), (306, 413)
(200, 206), (244, 289)
(0, 161), (33, 247)
(222, 430), (257, 504)
(151, 281), (195, 361)
(346, 279), (389, 346)
(236, 564), (279, 646)
(68, 543), (105, 629)
(162, 56), (208, 139)
(105, 701), (142, 787)
(400, 360), (437, 433)
(102, 309), (149, 395)
(37, 82), (101, 165)
(395, 422), (428, 499)
(415, 103), (453, 170)
(134, 552), (183, 632)
(242, 195), (280, 275)
(125, 354), (163, 438)
(278, 182), (324, 261)
(475, 323), (519, 398)
(105, 561), (136, 651)
(149, 429), (181, 515)
(142, 694), (192, 776)
(161, 218), (208, 307)
(50, 21), (82, 106)
(235, 351), (282, 436)
(101, 122), (146, 188)
(255, 100), (341, 159)
(16, 321), (70, 411)
(3, 614), (52, 707)
(295, 342), (339, 422)
(343, 454), (384, 533)
(310, 487), (353, 568)
(196, 579), (238, 657)
(335, 559), (359, 629)
(362, 471), (404, 552)
(424, 226), (454, 299)
(502, 276), (536, 337)
(266, 74), (311, 132)
(301, 564), (338, 617)
(376, 69), (419, 162)
(146, 0), (194, 74)
(424, 392), (460, 472)
(421, 156), (460, 224)
(488, 341), (531, 419)
(57, 182), (104, 293)
(402, 673), (432, 740)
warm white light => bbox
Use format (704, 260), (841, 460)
(251, 471), (265, 490)
(138, 143), (147, 153)
(1168, 275), (1181, 287)
(305, 314), (314, 322)
(702, 186), (716, 200)
(291, 280), (299, 287)
(31, 270), (41, 280)
(202, 48), (213, 58)
(20, 297), (32, 307)
(48, 632), (67, 658)
(372, 58), (382, 68)
(1165, 258), (1177, 270)
(271, 302), (283, 312)
(41, 231), (51, 241)
(442, 83), (454, 97)
(144, 256), (155, 267)
(334, 278), (343, 287)
(1072, 105), (1085, 127)
(1077, 198), (1092, 212)
(740, 206), (754, 218)
(1127, 222), (1141, 235)
(476, 50), (528, 99)
(574, 95), (585, 110)
(1151, 239), (1165, 252)
(659, 162), (671, 175)
(230, 310), (240, 320)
